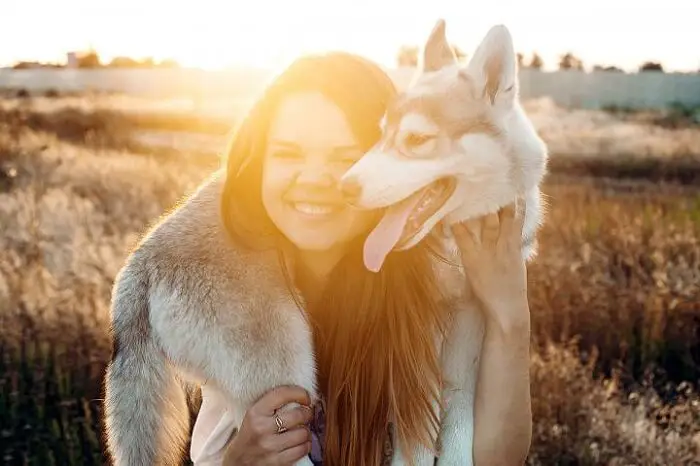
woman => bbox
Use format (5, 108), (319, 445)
(188, 51), (533, 466)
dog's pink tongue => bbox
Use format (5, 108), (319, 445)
(363, 193), (422, 273)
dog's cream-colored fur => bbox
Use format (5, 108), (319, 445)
(343, 21), (548, 260)
(103, 21), (547, 466)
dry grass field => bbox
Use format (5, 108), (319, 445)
(1, 93), (699, 465)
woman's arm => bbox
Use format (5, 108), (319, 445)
(473, 308), (532, 466)
(452, 204), (533, 466)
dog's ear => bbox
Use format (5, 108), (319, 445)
(465, 25), (517, 107)
(421, 19), (457, 72)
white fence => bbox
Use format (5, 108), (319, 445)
(1, 67), (699, 110)
(517, 69), (700, 110)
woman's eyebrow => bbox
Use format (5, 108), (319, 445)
(330, 144), (363, 155)
(269, 140), (362, 154)
(268, 139), (302, 150)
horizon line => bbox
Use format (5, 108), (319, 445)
(2, 53), (696, 75)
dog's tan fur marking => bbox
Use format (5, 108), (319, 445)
(388, 83), (502, 141)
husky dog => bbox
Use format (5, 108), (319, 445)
(341, 20), (548, 273)
(103, 20), (547, 466)
(339, 20), (548, 464)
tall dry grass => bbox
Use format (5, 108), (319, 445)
(1, 101), (699, 465)
(5, 92), (700, 160)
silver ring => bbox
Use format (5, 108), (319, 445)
(274, 413), (287, 434)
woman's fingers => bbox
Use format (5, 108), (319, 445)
(273, 425), (312, 451)
(277, 440), (313, 465)
(254, 385), (311, 416)
(452, 218), (480, 247)
(272, 405), (314, 434)
(481, 211), (500, 246)
(451, 202), (526, 259)
(497, 203), (520, 245)
(498, 203), (516, 226)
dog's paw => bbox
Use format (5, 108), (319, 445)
(435, 444), (473, 466)
(435, 453), (472, 466)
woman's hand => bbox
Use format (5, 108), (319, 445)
(224, 385), (314, 466)
(451, 203), (530, 331)
(452, 203), (534, 465)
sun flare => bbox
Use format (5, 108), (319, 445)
(2, 0), (699, 72)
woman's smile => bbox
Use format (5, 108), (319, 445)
(290, 202), (342, 218)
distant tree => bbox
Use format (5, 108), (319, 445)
(516, 52), (524, 69)
(559, 52), (584, 71)
(397, 45), (419, 67)
(639, 61), (664, 72)
(593, 64), (624, 73)
(157, 58), (180, 68)
(108, 56), (177, 69)
(12, 62), (39, 69)
(140, 57), (155, 68)
(109, 56), (141, 68)
(77, 50), (100, 68)
(529, 53), (544, 70)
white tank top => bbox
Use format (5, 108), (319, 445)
(189, 384), (327, 465)
(189, 384), (239, 465)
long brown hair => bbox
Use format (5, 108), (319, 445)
(220, 52), (452, 465)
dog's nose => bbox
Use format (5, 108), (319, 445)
(339, 177), (363, 203)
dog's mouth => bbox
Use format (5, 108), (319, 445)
(363, 177), (456, 272)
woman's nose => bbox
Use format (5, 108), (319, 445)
(295, 163), (335, 187)
(339, 176), (363, 204)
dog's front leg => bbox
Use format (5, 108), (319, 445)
(389, 395), (442, 466)
(435, 303), (485, 466)
(152, 292), (317, 466)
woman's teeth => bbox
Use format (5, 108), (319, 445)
(293, 203), (336, 216)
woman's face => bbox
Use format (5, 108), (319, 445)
(261, 91), (380, 258)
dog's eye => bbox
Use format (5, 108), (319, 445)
(403, 132), (434, 148)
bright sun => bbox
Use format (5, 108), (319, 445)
(3, 1), (346, 71)
(97, 9), (314, 70)
(2, 0), (699, 73)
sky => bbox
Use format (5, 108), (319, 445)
(2, 0), (699, 72)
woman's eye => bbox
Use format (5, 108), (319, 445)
(338, 156), (360, 165)
(272, 149), (302, 160)
(332, 151), (362, 165)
